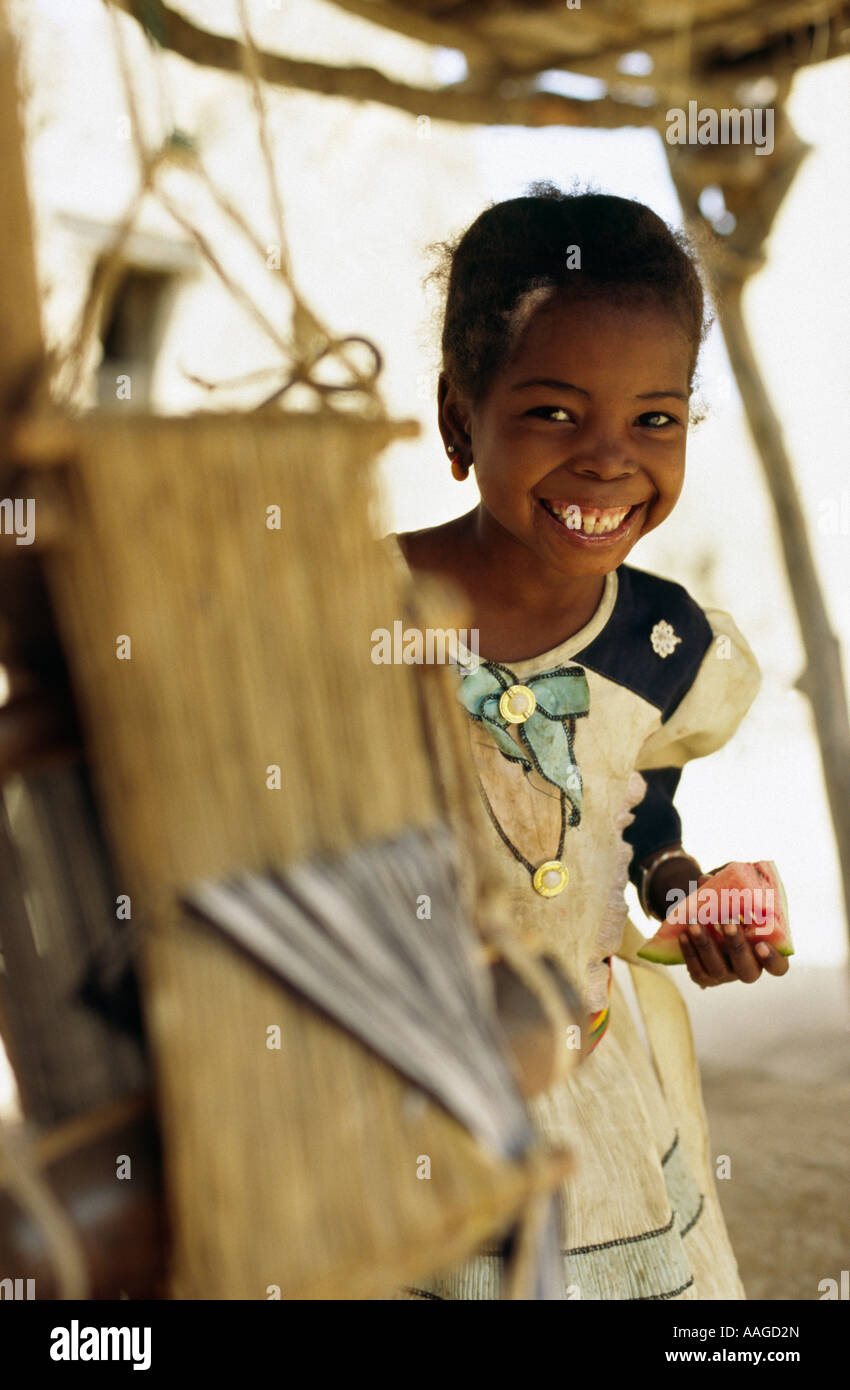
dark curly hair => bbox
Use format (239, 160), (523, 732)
(428, 182), (710, 406)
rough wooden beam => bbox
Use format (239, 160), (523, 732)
(112, 0), (663, 131)
(0, 0), (149, 1127)
(320, 0), (498, 68)
(719, 282), (850, 942)
(0, 8), (42, 402)
(333, 0), (850, 86)
(665, 126), (850, 944)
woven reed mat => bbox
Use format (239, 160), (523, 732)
(35, 411), (570, 1299)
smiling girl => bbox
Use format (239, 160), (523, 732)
(389, 184), (789, 1300)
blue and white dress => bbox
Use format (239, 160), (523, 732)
(388, 539), (761, 1300)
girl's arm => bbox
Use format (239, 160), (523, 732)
(637, 846), (790, 988)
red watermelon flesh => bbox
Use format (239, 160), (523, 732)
(637, 860), (792, 966)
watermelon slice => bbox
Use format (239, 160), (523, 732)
(637, 860), (792, 966)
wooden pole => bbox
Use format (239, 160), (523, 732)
(666, 108), (850, 942)
(0, 1), (56, 685)
(0, 9), (41, 383)
(717, 283), (850, 934)
(0, 1), (149, 1124)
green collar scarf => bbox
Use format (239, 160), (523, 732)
(454, 659), (590, 822)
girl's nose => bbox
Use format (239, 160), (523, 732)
(569, 434), (637, 480)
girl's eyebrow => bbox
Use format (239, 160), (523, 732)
(509, 378), (589, 396)
(510, 378), (688, 403)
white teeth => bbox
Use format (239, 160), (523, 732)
(546, 502), (630, 536)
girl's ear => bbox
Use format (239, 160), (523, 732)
(437, 372), (473, 459)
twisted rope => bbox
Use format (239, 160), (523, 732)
(55, 2), (388, 415)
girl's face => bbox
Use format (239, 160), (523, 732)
(450, 292), (692, 581)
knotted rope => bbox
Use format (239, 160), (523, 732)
(54, 0), (387, 416)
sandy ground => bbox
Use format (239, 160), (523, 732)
(677, 963), (850, 1301)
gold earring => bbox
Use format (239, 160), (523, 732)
(448, 444), (471, 480)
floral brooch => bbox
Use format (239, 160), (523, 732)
(650, 620), (682, 658)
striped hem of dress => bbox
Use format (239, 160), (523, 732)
(400, 1131), (707, 1300)
(400, 1276), (697, 1301)
(633, 1277), (695, 1300)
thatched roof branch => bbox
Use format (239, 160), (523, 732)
(112, 1), (849, 134)
(337, 0), (850, 73)
(312, 0), (498, 67)
(113, 0), (664, 130)
(329, 0), (850, 109)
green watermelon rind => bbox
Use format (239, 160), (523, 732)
(637, 939), (795, 967)
(636, 860), (793, 966)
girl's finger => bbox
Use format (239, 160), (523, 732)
(679, 932), (720, 989)
(753, 941), (791, 976)
(718, 923), (762, 984)
(685, 923), (736, 982)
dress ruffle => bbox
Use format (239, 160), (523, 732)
(585, 769), (647, 1012)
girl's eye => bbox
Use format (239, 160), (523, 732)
(526, 406), (575, 423)
(638, 411), (678, 429)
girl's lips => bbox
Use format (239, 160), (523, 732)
(536, 497), (648, 546)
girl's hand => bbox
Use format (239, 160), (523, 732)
(678, 919), (790, 988)
(677, 868), (791, 989)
